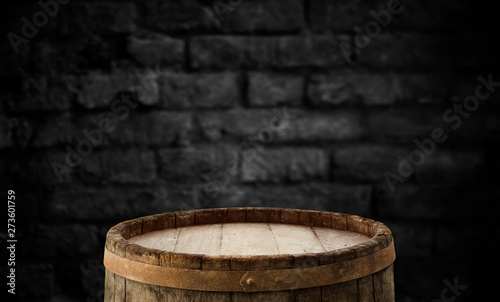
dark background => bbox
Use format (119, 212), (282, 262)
(1, 0), (499, 301)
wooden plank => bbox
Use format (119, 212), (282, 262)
(331, 213), (348, 231)
(280, 208), (300, 224)
(143, 213), (175, 233)
(113, 274), (126, 302)
(269, 223), (325, 254)
(357, 275), (375, 302)
(373, 264), (395, 301)
(228, 207), (246, 222)
(125, 279), (158, 302)
(176, 211), (195, 227)
(174, 224), (222, 255)
(196, 208), (228, 224)
(321, 279), (358, 302)
(104, 269), (115, 302)
(246, 208), (281, 223)
(313, 227), (370, 251)
(231, 291), (294, 302)
(221, 223), (279, 256)
(128, 228), (180, 252)
(294, 287), (322, 301)
(159, 287), (231, 302)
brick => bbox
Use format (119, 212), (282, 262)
(77, 71), (159, 108)
(308, 72), (399, 106)
(158, 146), (238, 182)
(397, 74), (449, 105)
(141, 0), (214, 32)
(248, 73), (303, 107)
(241, 148), (329, 182)
(9, 117), (36, 148)
(197, 109), (363, 142)
(385, 223), (433, 257)
(79, 149), (156, 184)
(415, 150), (484, 183)
(190, 36), (266, 69)
(216, 183), (372, 217)
(32, 113), (79, 147)
(357, 33), (444, 70)
(44, 186), (186, 221)
(359, 33), (500, 70)
(7, 75), (76, 112)
(128, 36), (184, 67)
(196, 109), (281, 141)
(332, 144), (408, 182)
(310, 0), (474, 32)
(61, 2), (136, 35)
(190, 35), (349, 69)
(367, 109), (443, 141)
(160, 72), (240, 108)
(29, 151), (75, 184)
(310, 0), (388, 32)
(104, 111), (192, 147)
(281, 110), (364, 141)
(32, 224), (100, 257)
(308, 71), (450, 106)
(217, 0), (305, 32)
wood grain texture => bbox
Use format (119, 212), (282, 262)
(174, 224), (222, 255)
(221, 223), (279, 256)
(373, 264), (395, 302)
(231, 291), (295, 302)
(104, 269), (115, 302)
(321, 279), (358, 302)
(269, 223), (325, 254)
(125, 279), (158, 302)
(159, 287), (231, 302)
(129, 228), (179, 252)
(129, 223), (369, 256)
(294, 287), (322, 301)
(313, 227), (370, 251)
(358, 275), (375, 302)
(113, 274), (126, 302)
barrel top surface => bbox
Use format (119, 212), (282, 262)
(105, 207), (393, 271)
(128, 222), (371, 256)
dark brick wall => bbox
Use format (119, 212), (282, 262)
(1, 0), (499, 301)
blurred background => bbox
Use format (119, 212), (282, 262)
(1, 0), (499, 301)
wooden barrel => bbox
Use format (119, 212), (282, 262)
(104, 207), (395, 301)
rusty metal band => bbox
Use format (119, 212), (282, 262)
(104, 241), (395, 292)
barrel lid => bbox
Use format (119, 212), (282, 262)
(104, 207), (394, 292)
(129, 222), (370, 256)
